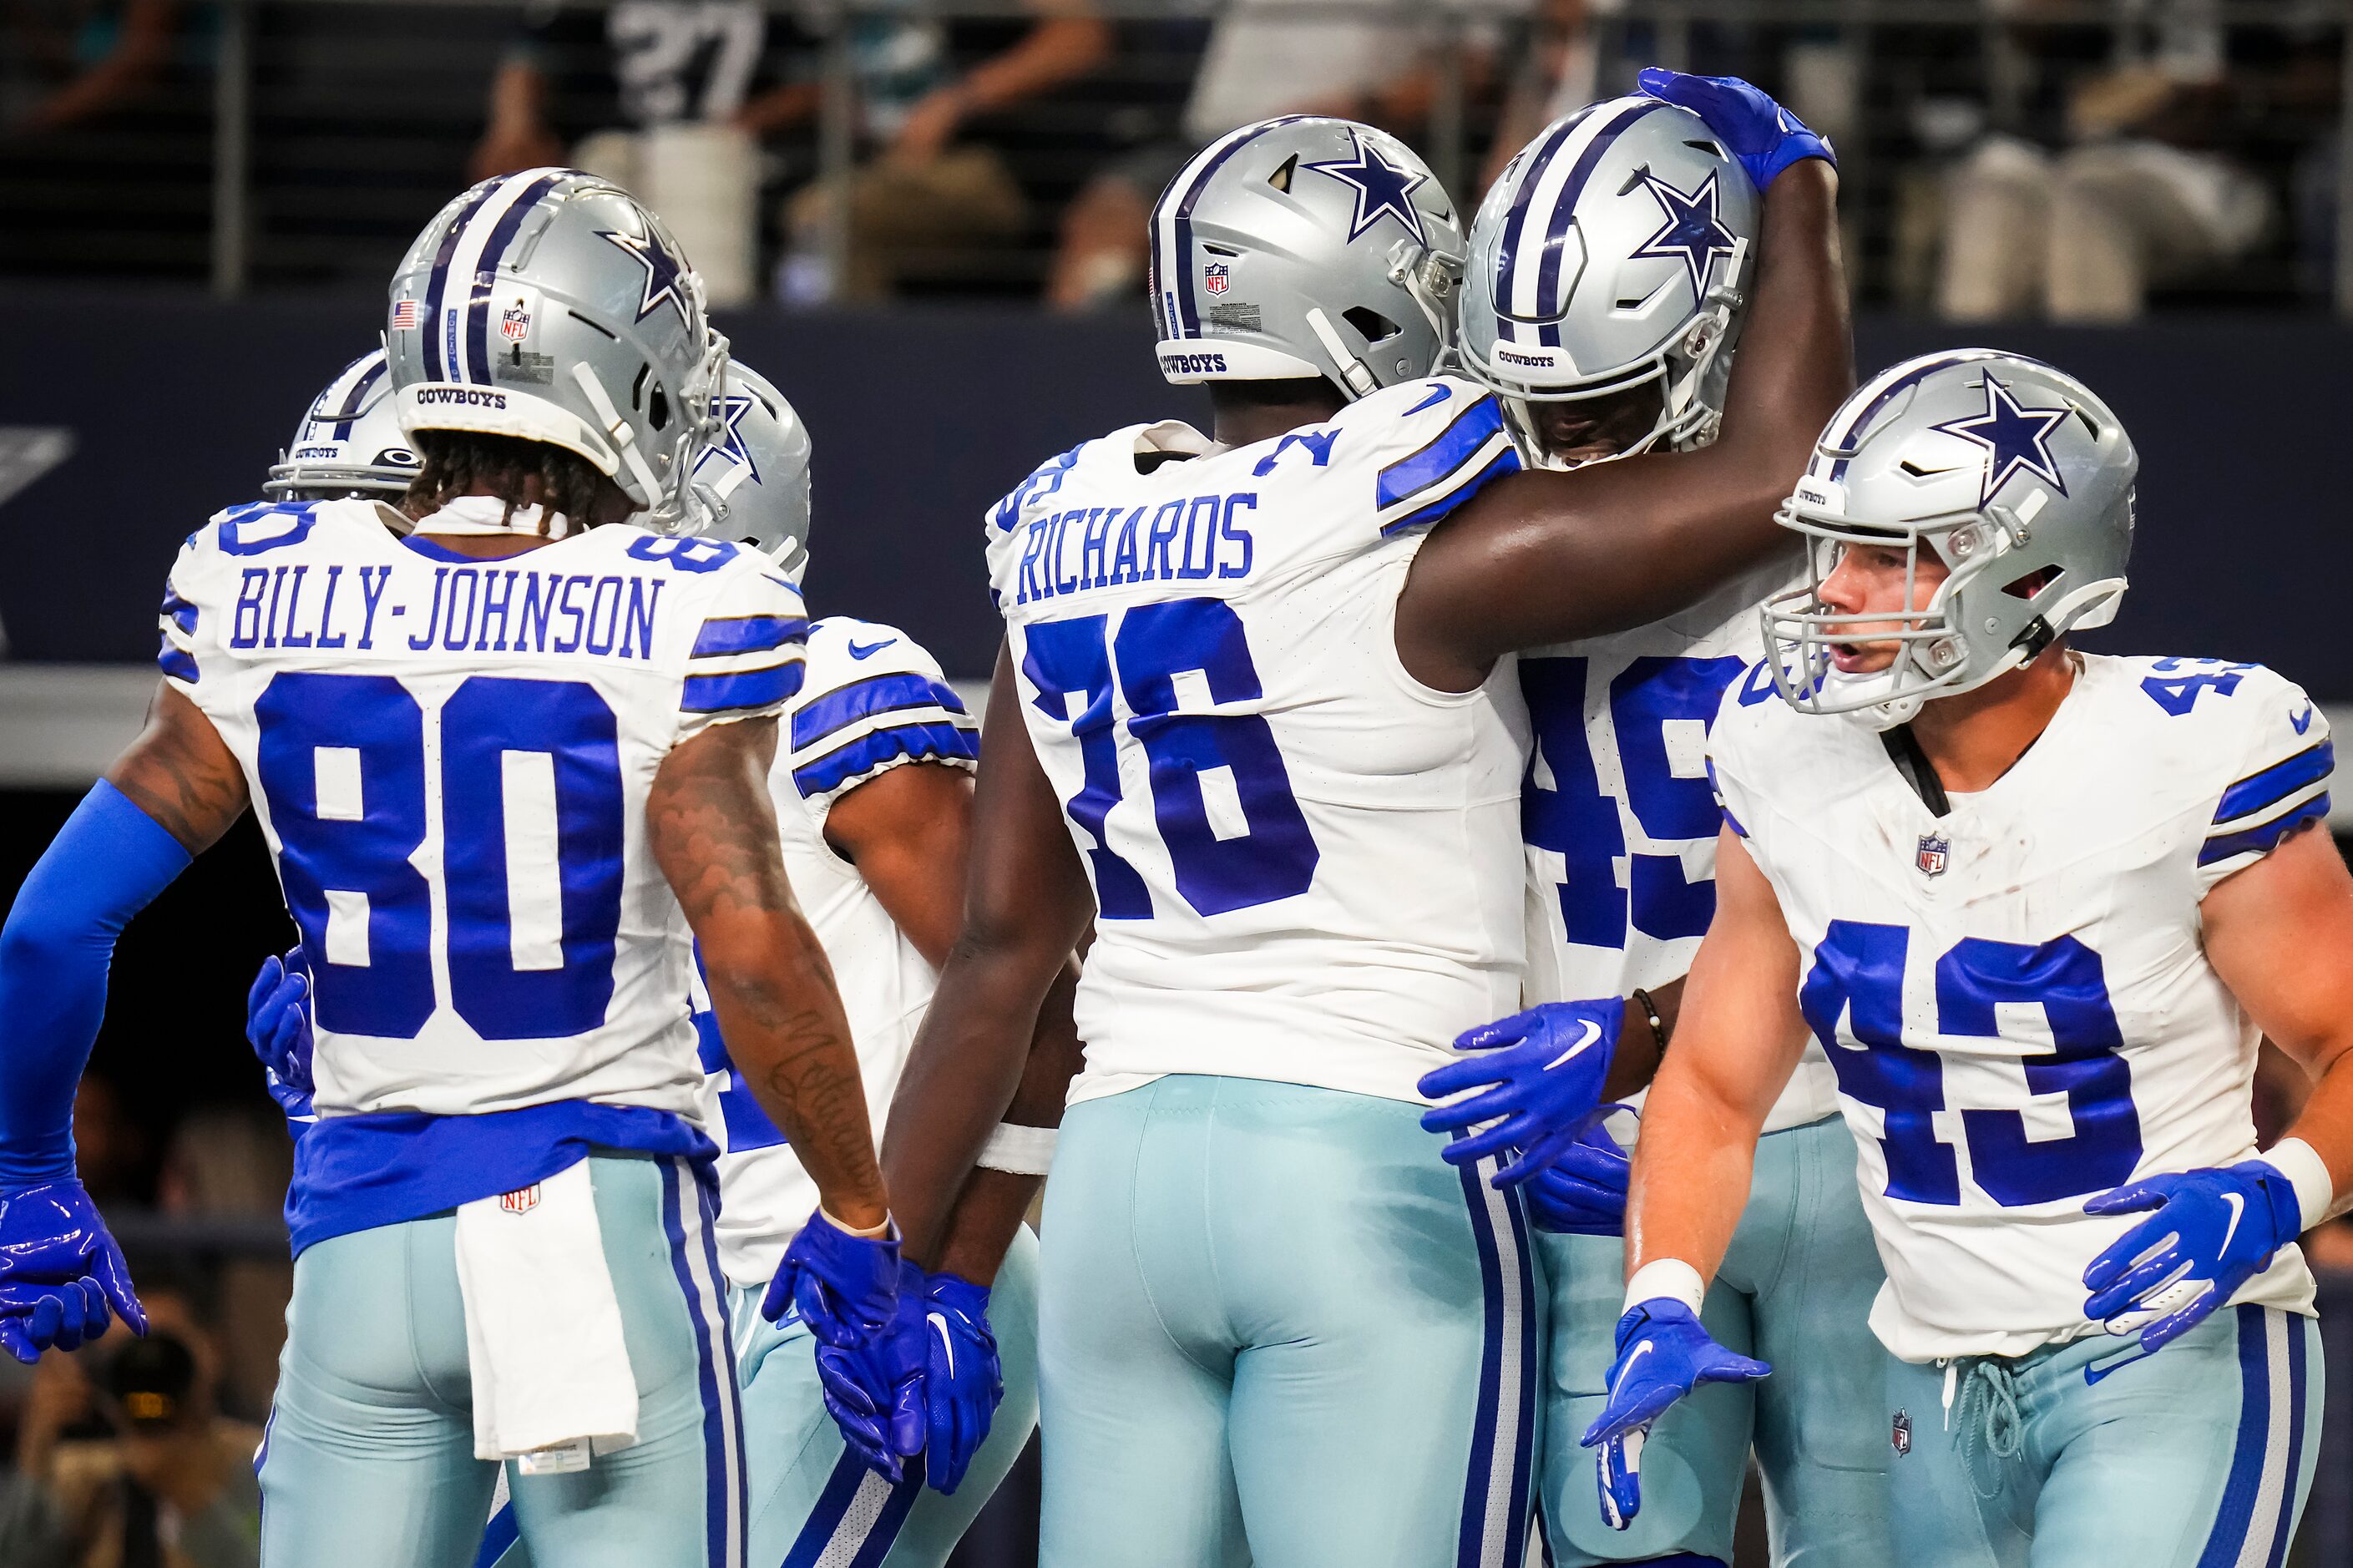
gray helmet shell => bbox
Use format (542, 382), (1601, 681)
(690, 361), (814, 584)
(385, 167), (726, 533)
(1149, 117), (1465, 401)
(1460, 95), (1758, 468)
(266, 349), (421, 501)
(1763, 350), (2138, 726)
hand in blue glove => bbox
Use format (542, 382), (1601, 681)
(0, 1180), (146, 1363)
(1637, 68), (1837, 190)
(1581, 1297), (1769, 1530)
(245, 946), (315, 1121)
(1521, 1114), (1632, 1237)
(2082, 1161), (2305, 1353)
(765, 1207), (902, 1343)
(1420, 1000), (1621, 1185)
(913, 1271), (1004, 1495)
(811, 1259), (928, 1483)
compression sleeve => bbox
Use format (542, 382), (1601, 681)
(0, 781), (192, 1182)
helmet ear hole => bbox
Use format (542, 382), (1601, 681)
(1342, 306), (1400, 345)
(649, 386), (670, 432)
(2002, 566), (2061, 600)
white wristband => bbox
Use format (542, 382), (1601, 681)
(1623, 1258), (1707, 1318)
(2264, 1137), (2339, 1232)
(976, 1122), (1058, 1177)
(818, 1206), (896, 1240)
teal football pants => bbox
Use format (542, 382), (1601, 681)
(1885, 1302), (2320, 1567)
(258, 1152), (744, 1568)
(1035, 1075), (1541, 1568)
(1541, 1114), (1893, 1568)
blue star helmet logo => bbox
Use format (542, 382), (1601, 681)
(600, 225), (696, 330)
(1303, 129), (1429, 246)
(1629, 169), (1739, 296)
(694, 393), (759, 483)
(1930, 375), (2072, 508)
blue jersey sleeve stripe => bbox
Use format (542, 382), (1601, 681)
(2199, 792), (2330, 867)
(691, 615), (808, 660)
(157, 640), (199, 684)
(2215, 740), (2334, 824)
(681, 660), (806, 714)
(1376, 396), (1509, 513)
(793, 722), (979, 797)
(790, 673), (969, 751)
(1379, 445), (1521, 537)
(160, 589), (197, 634)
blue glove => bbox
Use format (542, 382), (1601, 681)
(1420, 1000), (1621, 1185)
(914, 1272), (1004, 1495)
(245, 946), (316, 1122)
(1637, 68), (1836, 190)
(811, 1259), (928, 1483)
(1581, 1297), (1769, 1530)
(1521, 1115), (1632, 1237)
(0, 1179), (146, 1363)
(2082, 1161), (2305, 1353)
(765, 1207), (902, 1343)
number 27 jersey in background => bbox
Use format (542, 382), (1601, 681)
(158, 498), (807, 1126)
(1708, 654), (2329, 1361)
(986, 377), (1527, 1106)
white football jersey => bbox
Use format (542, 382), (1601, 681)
(1709, 653), (2330, 1361)
(986, 376), (1528, 1105)
(1513, 562), (1838, 1134)
(693, 617), (978, 1287)
(159, 498), (807, 1121)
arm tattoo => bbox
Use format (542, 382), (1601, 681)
(105, 684), (249, 852)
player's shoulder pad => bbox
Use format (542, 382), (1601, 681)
(788, 617), (977, 804)
(987, 425), (1184, 538)
(2109, 656), (2334, 874)
(802, 615), (950, 693)
(1349, 375), (1522, 538)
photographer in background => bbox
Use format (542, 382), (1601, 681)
(17, 1281), (259, 1568)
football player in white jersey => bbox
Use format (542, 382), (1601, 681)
(1426, 97), (1890, 1567)
(0, 171), (910, 1568)
(240, 357), (1075, 1567)
(1595, 348), (2353, 1566)
(838, 73), (1848, 1568)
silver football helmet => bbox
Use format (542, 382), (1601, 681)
(1763, 350), (2138, 726)
(1460, 95), (1758, 468)
(689, 362), (814, 583)
(1148, 117), (1465, 400)
(384, 167), (727, 534)
(265, 349), (420, 502)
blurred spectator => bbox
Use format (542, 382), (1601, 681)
(0, 0), (181, 137)
(1937, 0), (2270, 322)
(1046, 0), (1503, 311)
(156, 1109), (290, 1424)
(0, 1357), (70, 1568)
(762, 0), (1111, 303)
(1480, 0), (1601, 194)
(18, 1282), (260, 1568)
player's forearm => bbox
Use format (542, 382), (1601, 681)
(926, 1169), (1040, 1285)
(1622, 1050), (1768, 1292)
(1713, 160), (1850, 478)
(2271, 1041), (2353, 1225)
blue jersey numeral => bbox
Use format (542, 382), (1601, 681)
(1025, 599), (1318, 919)
(1522, 653), (1746, 949)
(254, 670), (627, 1040)
(2140, 657), (2256, 716)
(1801, 921), (2142, 1207)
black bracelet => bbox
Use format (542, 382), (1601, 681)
(1631, 988), (1668, 1054)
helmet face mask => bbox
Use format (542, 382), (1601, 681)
(1762, 352), (2138, 728)
(1460, 97), (1758, 469)
(384, 169), (728, 536)
(265, 349), (420, 504)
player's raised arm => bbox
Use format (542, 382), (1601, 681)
(647, 712), (889, 1232)
(1398, 75), (1850, 692)
(879, 645), (1095, 1266)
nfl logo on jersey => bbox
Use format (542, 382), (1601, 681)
(1203, 262), (1231, 296)
(1892, 1409), (1911, 1456)
(498, 1184), (542, 1216)
(1915, 833), (1950, 878)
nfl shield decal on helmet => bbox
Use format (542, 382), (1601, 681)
(499, 299), (533, 343)
(1203, 261), (1230, 296)
(1915, 833), (1950, 878)
(1892, 1409), (1911, 1455)
(499, 1184), (542, 1216)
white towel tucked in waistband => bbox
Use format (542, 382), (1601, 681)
(455, 1158), (639, 1469)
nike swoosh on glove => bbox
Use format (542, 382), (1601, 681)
(1580, 1297), (1768, 1530)
(1521, 1115), (1632, 1237)
(2082, 1161), (2304, 1353)
(245, 946), (316, 1121)
(0, 1179), (146, 1363)
(813, 1258), (928, 1482)
(1637, 68), (1837, 190)
(914, 1271), (1005, 1495)
(1420, 999), (1621, 1185)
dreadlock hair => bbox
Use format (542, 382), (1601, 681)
(404, 429), (610, 534)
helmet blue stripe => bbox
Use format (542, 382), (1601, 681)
(330, 357), (387, 440)
(1490, 104), (1600, 331)
(1156, 114), (1314, 340)
(1826, 352), (1987, 479)
(465, 173), (564, 386)
(1532, 99), (1655, 348)
(421, 180), (503, 382)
